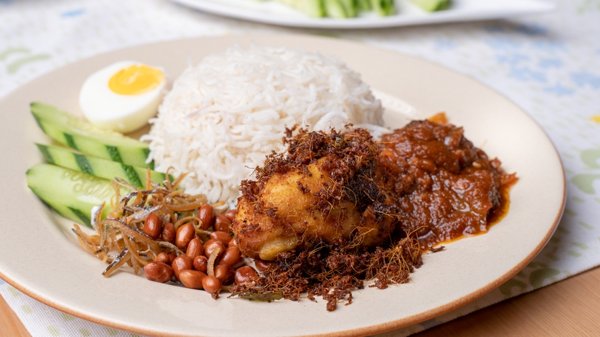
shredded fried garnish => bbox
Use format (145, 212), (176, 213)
(231, 234), (422, 311)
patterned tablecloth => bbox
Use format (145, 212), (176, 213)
(1, 0), (599, 336)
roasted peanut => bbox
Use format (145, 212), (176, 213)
(202, 275), (222, 295)
(178, 270), (206, 289)
(254, 259), (272, 272)
(204, 239), (225, 259)
(186, 237), (203, 259)
(220, 246), (241, 267)
(193, 256), (208, 273)
(214, 214), (231, 233)
(198, 204), (215, 230)
(234, 266), (259, 285)
(209, 231), (232, 245)
(144, 262), (173, 283)
(214, 264), (234, 284)
(171, 255), (193, 278)
(162, 223), (176, 243)
(143, 213), (162, 239)
(175, 223), (195, 250)
(154, 252), (176, 264)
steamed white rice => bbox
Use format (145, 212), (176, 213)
(144, 46), (384, 203)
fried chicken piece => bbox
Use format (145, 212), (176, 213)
(233, 128), (396, 261)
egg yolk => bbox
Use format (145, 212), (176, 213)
(108, 64), (163, 95)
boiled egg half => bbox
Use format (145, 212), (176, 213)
(79, 61), (166, 133)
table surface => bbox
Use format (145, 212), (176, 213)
(2, 267), (600, 337)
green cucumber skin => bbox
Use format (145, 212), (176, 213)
(26, 164), (116, 227)
(340, 0), (358, 17)
(410, 0), (450, 12)
(277, 0), (325, 17)
(30, 102), (152, 168)
(325, 0), (348, 18)
(277, 0), (397, 17)
(370, 0), (396, 16)
(357, 0), (372, 11)
(36, 144), (167, 188)
(307, 0), (326, 17)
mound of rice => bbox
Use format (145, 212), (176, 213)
(145, 46), (384, 203)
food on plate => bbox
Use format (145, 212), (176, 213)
(273, 0), (451, 18)
(369, 0), (396, 16)
(25, 46), (514, 311)
(276, 0), (326, 17)
(31, 102), (152, 168)
(275, 0), (395, 18)
(410, 0), (451, 12)
(145, 46), (384, 204)
(79, 61), (166, 133)
(234, 128), (396, 261)
(378, 119), (517, 247)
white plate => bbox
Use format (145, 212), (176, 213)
(0, 34), (565, 337)
(171, 0), (555, 29)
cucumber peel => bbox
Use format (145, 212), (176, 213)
(275, 0), (397, 18)
(31, 102), (153, 169)
(410, 0), (451, 12)
(370, 0), (396, 16)
(36, 143), (168, 188)
(276, 0), (325, 17)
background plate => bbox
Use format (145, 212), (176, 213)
(171, 0), (554, 29)
(0, 34), (564, 337)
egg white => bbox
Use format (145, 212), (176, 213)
(79, 61), (166, 133)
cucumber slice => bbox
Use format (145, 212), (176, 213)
(31, 102), (152, 169)
(357, 0), (372, 11)
(277, 0), (325, 17)
(370, 0), (396, 16)
(340, 0), (358, 17)
(324, 0), (348, 18)
(410, 0), (450, 12)
(36, 143), (168, 188)
(26, 164), (119, 227)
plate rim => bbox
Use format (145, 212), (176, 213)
(0, 33), (566, 337)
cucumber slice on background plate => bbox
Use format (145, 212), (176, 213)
(26, 164), (120, 227)
(357, 0), (372, 11)
(370, 0), (396, 16)
(276, 0), (396, 18)
(36, 143), (168, 188)
(31, 102), (152, 169)
(325, 0), (349, 18)
(410, 0), (451, 12)
(277, 0), (325, 17)
(340, 0), (358, 17)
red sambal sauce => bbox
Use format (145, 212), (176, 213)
(378, 115), (517, 249)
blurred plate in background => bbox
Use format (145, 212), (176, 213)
(170, 0), (554, 29)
